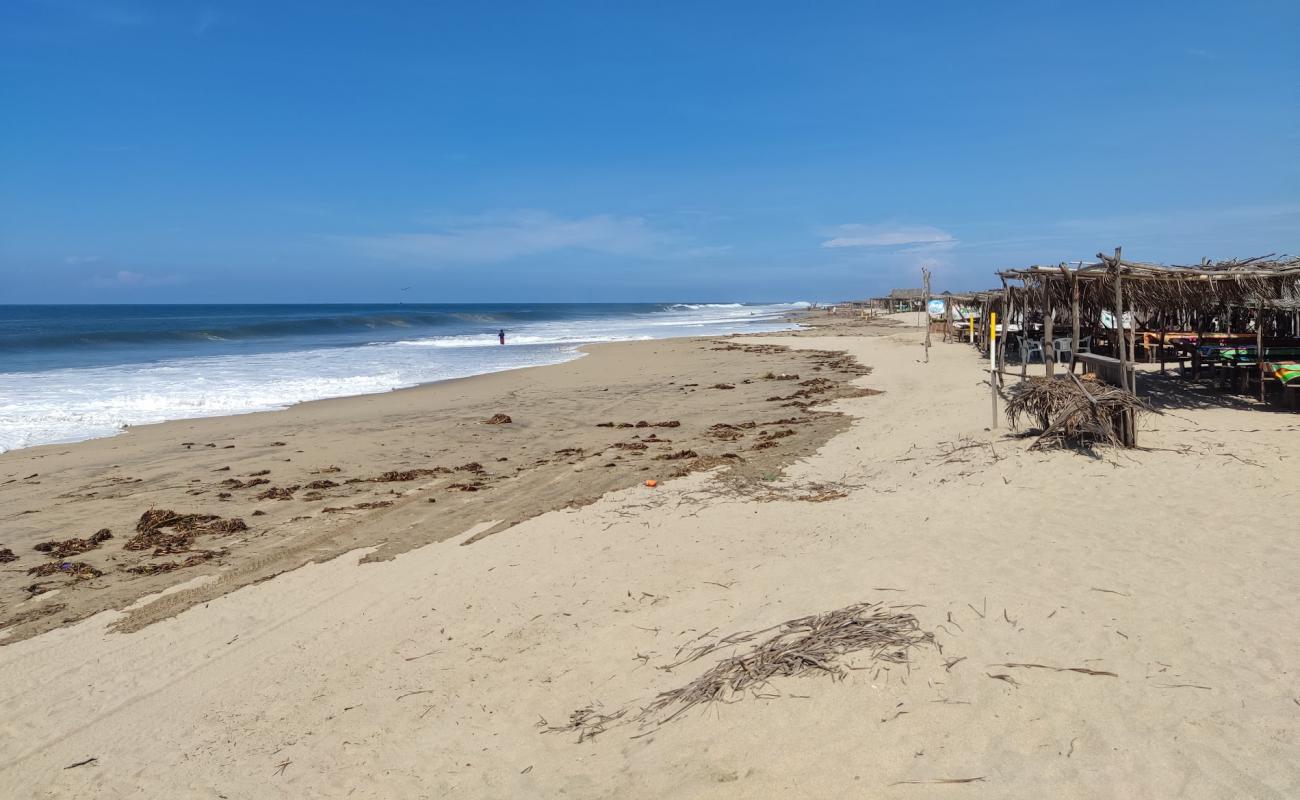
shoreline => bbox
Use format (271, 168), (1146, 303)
(0, 326), (875, 644)
(0, 306), (808, 455)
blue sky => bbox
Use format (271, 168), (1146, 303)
(2, 1), (1297, 303)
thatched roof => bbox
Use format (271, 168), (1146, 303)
(889, 288), (925, 299)
(997, 253), (1300, 315)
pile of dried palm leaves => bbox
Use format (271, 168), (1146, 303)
(640, 602), (934, 728)
(1006, 374), (1152, 449)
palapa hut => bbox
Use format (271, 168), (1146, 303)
(963, 249), (1300, 446)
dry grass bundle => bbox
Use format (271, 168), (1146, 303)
(1007, 375), (1152, 449)
(640, 602), (934, 727)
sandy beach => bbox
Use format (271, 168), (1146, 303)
(2, 318), (1298, 798)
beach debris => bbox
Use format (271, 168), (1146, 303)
(655, 449), (698, 461)
(33, 529), (113, 559)
(0, 547), (17, 563)
(322, 501), (394, 512)
(125, 551), (220, 575)
(612, 442), (648, 451)
(248, 470), (271, 476)
(447, 483), (482, 492)
(64, 757), (98, 770)
(256, 485), (300, 501)
(27, 561), (103, 580)
(220, 477), (270, 489)
(251, 509), (267, 516)
(607, 420), (682, 429)
(483, 413), (513, 424)
(304, 479), (338, 489)
(668, 454), (743, 478)
(540, 704), (628, 743)
(128, 510), (248, 553)
(751, 440), (779, 450)
(310, 465), (341, 474)
(554, 447), (584, 457)
(759, 428), (796, 440)
(712, 383), (735, 390)
(706, 424), (745, 441)
(347, 468), (449, 483)
(456, 462), (486, 474)
(794, 487), (847, 502)
(995, 662), (1117, 678)
(1006, 376), (1153, 449)
(644, 479), (658, 488)
(640, 602), (934, 728)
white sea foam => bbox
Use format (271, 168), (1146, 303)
(0, 303), (800, 451)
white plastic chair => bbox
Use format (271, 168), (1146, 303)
(1020, 338), (1045, 364)
(1053, 337), (1073, 363)
(1075, 336), (1092, 355)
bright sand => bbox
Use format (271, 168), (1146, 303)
(1, 320), (1298, 798)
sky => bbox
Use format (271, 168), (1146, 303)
(2, 0), (1298, 304)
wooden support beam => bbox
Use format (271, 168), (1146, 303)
(1044, 273), (1055, 377)
(1112, 247), (1130, 394)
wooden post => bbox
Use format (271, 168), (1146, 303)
(1112, 247), (1129, 393)
(1044, 276), (1055, 377)
(1257, 301), (1265, 403)
(1069, 268), (1081, 374)
(922, 268), (932, 363)
(990, 311), (998, 428)
(998, 279), (1011, 376)
(1158, 312), (1167, 374)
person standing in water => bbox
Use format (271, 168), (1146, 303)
(498, 329), (506, 345)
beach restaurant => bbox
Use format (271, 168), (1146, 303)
(936, 250), (1300, 445)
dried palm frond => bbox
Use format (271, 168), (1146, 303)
(1006, 375), (1152, 449)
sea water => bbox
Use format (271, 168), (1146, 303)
(0, 303), (805, 451)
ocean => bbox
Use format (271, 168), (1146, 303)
(0, 302), (805, 452)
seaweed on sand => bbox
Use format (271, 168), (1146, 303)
(33, 529), (113, 558)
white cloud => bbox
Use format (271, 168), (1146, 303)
(821, 224), (956, 249)
(342, 211), (697, 264)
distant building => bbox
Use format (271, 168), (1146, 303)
(868, 288), (926, 313)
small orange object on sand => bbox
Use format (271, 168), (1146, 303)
(644, 479), (658, 488)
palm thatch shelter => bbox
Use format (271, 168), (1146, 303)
(965, 248), (1300, 445)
